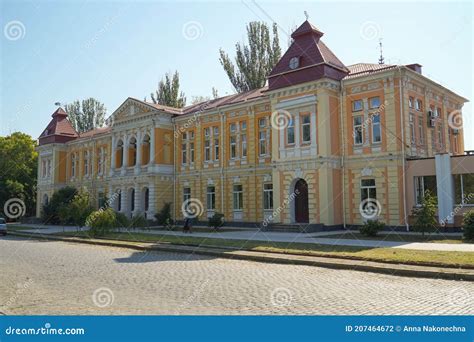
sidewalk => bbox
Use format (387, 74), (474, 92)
(7, 231), (474, 281)
(10, 224), (474, 253)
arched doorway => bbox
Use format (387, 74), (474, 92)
(294, 179), (309, 223)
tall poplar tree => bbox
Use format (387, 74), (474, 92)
(219, 22), (281, 92)
(65, 98), (106, 133)
(150, 71), (186, 108)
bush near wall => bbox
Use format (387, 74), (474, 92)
(462, 211), (474, 241)
(87, 208), (116, 237)
(41, 186), (77, 224)
(360, 220), (385, 237)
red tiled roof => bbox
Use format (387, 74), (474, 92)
(39, 108), (78, 145)
(78, 126), (112, 138)
(344, 63), (398, 79)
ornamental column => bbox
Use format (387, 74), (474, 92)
(110, 135), (116, 176)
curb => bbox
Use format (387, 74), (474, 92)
(7, 231), (474, 281)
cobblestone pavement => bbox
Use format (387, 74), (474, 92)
(0, 236), (472, 315)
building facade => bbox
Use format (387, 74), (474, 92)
(36, 20), (471, 230)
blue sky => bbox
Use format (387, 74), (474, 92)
(1, 0), (472, 148)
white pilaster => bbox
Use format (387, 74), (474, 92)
(110, 135), (116, 176)
(135, 130), (142, 175)
(121, 134), (128, 176)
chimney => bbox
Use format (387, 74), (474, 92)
(405, 63), (422, 74)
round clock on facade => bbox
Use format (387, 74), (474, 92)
(289, 56), (299, 69)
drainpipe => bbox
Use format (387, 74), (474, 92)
(172, 119), (177, 223)
(339, 81), (346, 229)
(398, 67), (410, 231)
(220, 110), (225, 217)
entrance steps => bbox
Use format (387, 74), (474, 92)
(264, 223), (314, 233)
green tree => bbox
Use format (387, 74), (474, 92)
(150, 71), (186, 108)
(0, 132), (38, 218)
(41, 186), (77, 224)
(65, 98), (106, 133)
(412, 190), (438, 237)
(219, 22), (281, 92)
(69, 192), (95, 229)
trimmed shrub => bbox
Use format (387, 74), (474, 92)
(360, 220), (385, 237)
(41, 186), (77, 224)
(130, 214), (149, 229)
(155, 202), (173, 226)
(87, 208), (116, 237)
(208, 213), (225, 230)
(114, 212), (130, 229)
(462, 211), (474, 241)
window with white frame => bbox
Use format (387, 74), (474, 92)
(418, 116), (424, 145)
(204, 127), (211, 162)
(414, 176), (437, 205)
(206, 186), (216, 210)
(181, 143), (187, 164)
(409, 97), (414, 108)
(241, 134), (247, 158)
(287, 117), (295, 144)
(371, 114), (381, 143)
(214, 132), (219, 161)
(183, 187), (191, 203)
(415, 99), (422, 111)
(84, 151), (90, 176)
(230, 136), (237, 159)
(453, 174), (474, 205)
(301, 114), (311, 143)
(409, 114), (416, 144)
(47, 160), (51, 177)
(263, 183), (273, 210)
(361, 179), (376, 201)
(233, 184), (243, 210)
(71, 153), (77, 178)
(258, 117), (270, 156)
(369, 96), (380, 109)
(353, 116), (363, 145)
(352, 100), (363, 112)
(189, 142), (195, 163)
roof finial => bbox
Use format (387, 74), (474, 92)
(378, 38), (385, 65)
(304, 11), (309, 21)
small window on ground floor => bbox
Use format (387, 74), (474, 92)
(414, 176), (437, 205)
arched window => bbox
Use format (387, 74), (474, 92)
(129, 137), (137, 166)
(116, 140), (124, 168)
(42, 194), (49, 206)
(142, 134), (151, 165)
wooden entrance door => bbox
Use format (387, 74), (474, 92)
(294, 179), (309, 223)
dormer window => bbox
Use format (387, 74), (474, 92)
(289, 56), (300, 70)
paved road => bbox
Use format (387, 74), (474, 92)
(0, 236), (472, 315)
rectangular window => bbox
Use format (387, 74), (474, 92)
(352, 100), (363, 112)
(182, 132), (187, 140)
(361, 179), (376, 201)
(71, 154), (76, 177)
(214, 138), (219, 161)
(213, 127), (219, 136)
(189, 142), (195, 163)
(84, 151), (89, 176)
(415, 99), (422, 111)
(241, 134), (247, 158)
(418, 116), (424, 144)
(369, 96), (380, 109)
(240, 121), (247, 131)
(206, 186), (216, 210)
(287, 117), (295, 144)
(181, 143), (187, 164)
(230, 136), (237, 159)
(233, 185), (243, 210)
(230, 123), (237, 133)
(259, 118), (266, 128)
(414, 176), (437, 205)
(353, 116), (363, 145)
(204, 140), (211, 161)
(371, 114), (381, 143)
(409, 114), (415, 144)
(189, 131), (194, 140)
(183, 187), (191, 202)
(259, 131), (267, 156)
(204, 127), (210, 137)
(409, 97), (414, 108)
(263, 184), (273, 210)
(301, 115), (311, 143)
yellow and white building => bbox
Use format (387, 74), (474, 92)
(36, 20), (471, 230)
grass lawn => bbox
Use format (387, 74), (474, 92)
(53, 231), (474, 269)
(321, 232), (467, 244)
